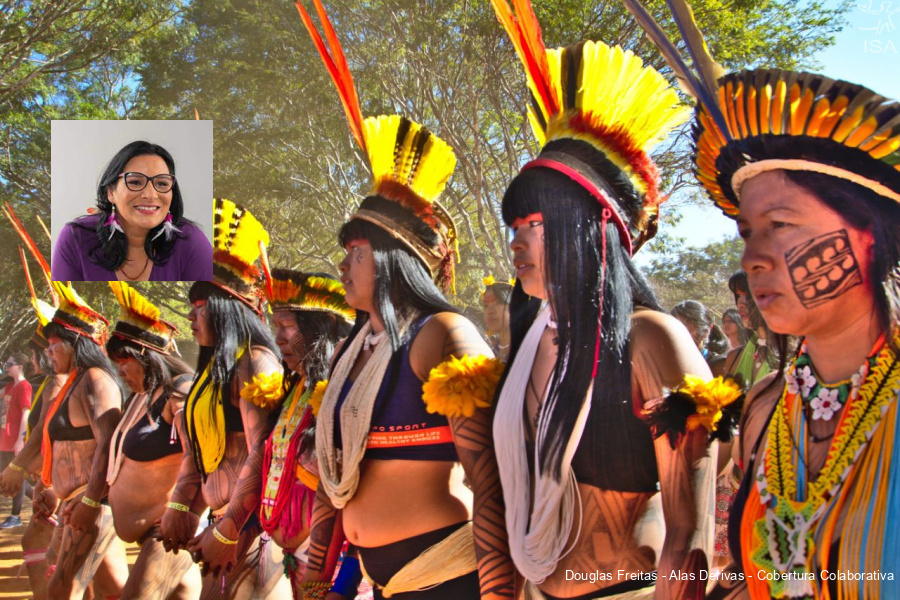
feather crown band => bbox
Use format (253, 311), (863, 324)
(295, 0), (459, 292)
(267, 269), (355, 324)
(109, 281), (178, 354)
(621, 0), (900, 217)
(213, 198), (273, 311)
(50, 281), (109, 345)
(491, 0), (689, 249)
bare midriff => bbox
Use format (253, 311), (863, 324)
(50, 439), (96, 501)
(536, 483), (663, 599)
(109, 452), (181, 543)
(341, 459), (471, 548)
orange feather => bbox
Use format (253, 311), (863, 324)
(295, 0), (366, 152)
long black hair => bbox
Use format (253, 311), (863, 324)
(279, 309), (352, 391)
(499, 141), (663, 488)
(42, 322), (121, 388)
(83, 141), (192, 270)
(337, 218), (458, 353)
(188, 282), (280, 406)
(106, 335), (194, 397)
(722, 308), (750, 347)
(671, 300), (730, 357)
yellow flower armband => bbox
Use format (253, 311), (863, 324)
(643, 374), (744, 448)
(422, 355), (504, 418)
(308, 380), (328, 418)
(239, 372), (284, 410)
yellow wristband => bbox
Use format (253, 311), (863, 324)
(167, 502), (191, 513)
(8, 462), (28, 476)
(81, 496), (101, 509)
(212, 526), (237, 545)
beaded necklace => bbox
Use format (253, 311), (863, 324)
(750, 334), (900, 599)
(260, 382), (314, 535)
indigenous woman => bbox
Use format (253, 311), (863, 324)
(31, 282), (129, 599)
(105, 282), (202, 599)
(259, 270), (353, 596)
(624, 1), (900, 597)
(482, 276), (513, 362)
(296, 3), (511, 598)
(0, 209), (66, 599)
(161, 198), (290, 599)
(51, 140), (213, 282)
(671, 300), (730, 376)
(722, 271), (781, 389)
(721, 308), (749, 352)
(490, 1), (723, 598)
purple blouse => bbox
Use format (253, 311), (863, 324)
(51, 214), (213, 282)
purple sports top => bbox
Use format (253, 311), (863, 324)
(51, 214), (213, 282)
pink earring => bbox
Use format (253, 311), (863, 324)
(105, 206), (124, 241)
(151, 213), (181, 242)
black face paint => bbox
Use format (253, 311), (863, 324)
(785, 229), (862, 308)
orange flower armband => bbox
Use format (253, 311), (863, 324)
(643, 374), (744, 448)
(422, 355), (505, 418)
(239, 372), (284, 410)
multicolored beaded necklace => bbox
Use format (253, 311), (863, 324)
(750, 335), (900, 599)
(260, 381), (315, 536)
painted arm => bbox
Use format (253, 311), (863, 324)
(301, 485), (345, 584)
(632, 312), (714, 600)
(67, 369), (123, 534)
(418, 313), (516, 599)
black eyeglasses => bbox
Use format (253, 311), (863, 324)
(118, 172), (176, 193)
(3, 362), (18, 368)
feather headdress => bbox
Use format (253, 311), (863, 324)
(3, 202), (60, 347)
(109, 281), (178, 354)
(267, 269), (355, 324)
(621, 0), (900, 216)
(295, 0), (459, 292)
(491, 0), (689, 252)
(49, 280), (109, 345)
(212, 198), (273, 313)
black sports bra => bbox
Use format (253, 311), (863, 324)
(121, 375), (192, 462)
(46, 371), (93, 442)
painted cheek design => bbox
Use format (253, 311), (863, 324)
(785, 229), (862, 308)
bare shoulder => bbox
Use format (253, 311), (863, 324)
(85, 367), (118, 391)
(630, 308), (711, 396)
(738, 372), (782, 468)
(723, 346), (745, 375)
(247, 345), (281, 375)
(411, 312), (492, 380)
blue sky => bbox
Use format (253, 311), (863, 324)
(658, 0), (900, 256)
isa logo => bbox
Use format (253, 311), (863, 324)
(858, 1), (899, 53)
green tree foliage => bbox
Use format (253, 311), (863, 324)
(0, 0), (851, 354)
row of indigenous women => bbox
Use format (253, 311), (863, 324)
(3, 0), (900, 597)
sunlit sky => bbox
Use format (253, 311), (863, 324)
(650, 0), (900, 261)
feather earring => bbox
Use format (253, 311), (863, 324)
(105, 206), (124, 241)
(151, 213), (181, 242)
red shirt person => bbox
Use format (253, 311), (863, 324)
(1, 352), (32, 528)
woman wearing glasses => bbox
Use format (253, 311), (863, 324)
(50, 140), (213, 282)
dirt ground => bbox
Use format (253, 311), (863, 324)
(0, 495), (139, 600)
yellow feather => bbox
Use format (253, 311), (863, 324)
(33, 298), (55, 328)
(109, 281), (160, 323)
(846, 116), (879, 147)
(871, 134), (900, 160)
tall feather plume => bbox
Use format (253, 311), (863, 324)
(295, 0), (366, 152)
(19, 247), (38, 305)
(109, 281), (161, 324)
(490, 0), (560, 138)
(3, 202), (56, 302)
(36, 216), (51, 242)
(621, 0), (730, 138)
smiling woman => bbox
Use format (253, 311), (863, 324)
(50, 140), (213, 282)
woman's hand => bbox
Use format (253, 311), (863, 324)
(186, 526), (238, 577)
(0, 465), (25, 497)
(64, 497), (99, 534)
(33, 487), (58, 521)
(158, 507), (200, 553)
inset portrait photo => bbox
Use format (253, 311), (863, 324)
(50, 120), (213, 282)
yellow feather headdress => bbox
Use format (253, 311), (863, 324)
(212, 198), (273, 313)
(49, 281), (109, 346)
(296, 0), (459, 292)
(491, 0), (689, 252)
(621, 0), (900, 217)
(109, 282), (178, 354)
(267, 270), (355, 324)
